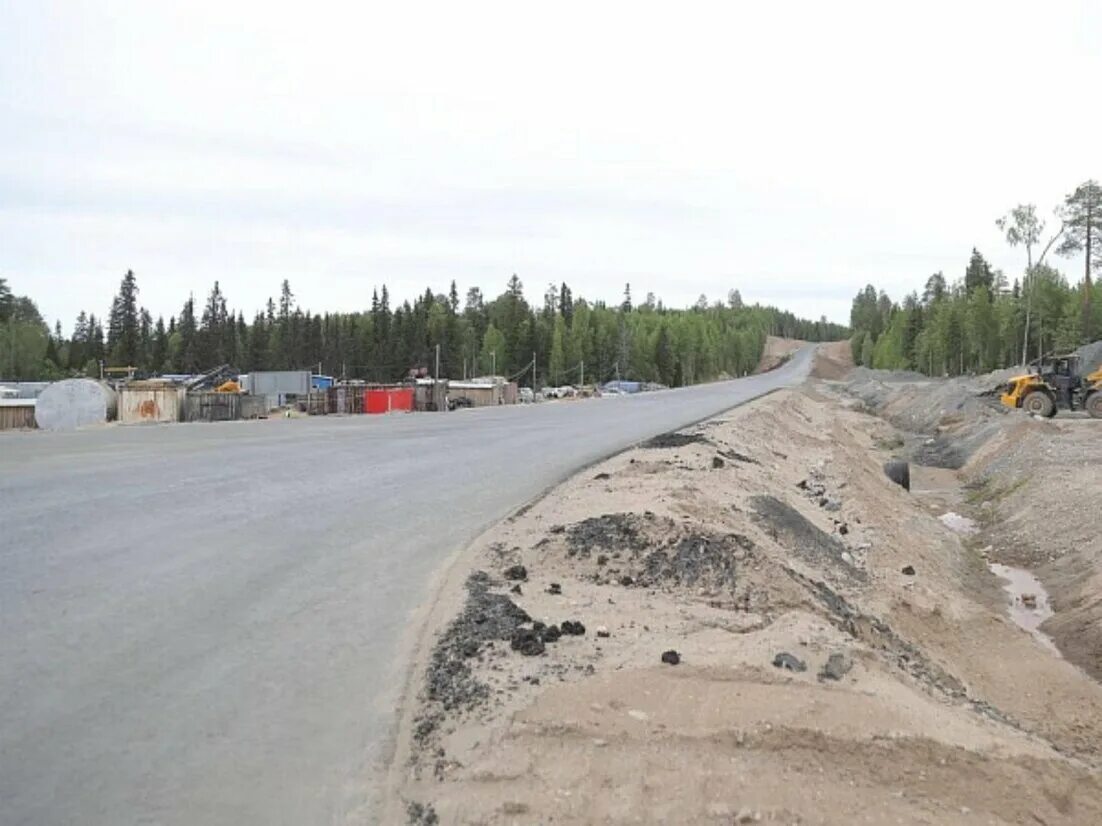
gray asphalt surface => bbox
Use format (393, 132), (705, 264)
(0, 346), (813, 825)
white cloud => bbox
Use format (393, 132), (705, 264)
(1, 0), (1098, 331)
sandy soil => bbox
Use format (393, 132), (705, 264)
(387, 383), (1102, 825)
(810, 339), (855, 380)
(959, 416), (1102, 681)
(755, 336), (807, 374)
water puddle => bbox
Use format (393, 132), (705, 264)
(988, 563), (1059, 655)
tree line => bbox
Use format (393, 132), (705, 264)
(1, 274), (847, 387)
(850, 180), (1102, 375)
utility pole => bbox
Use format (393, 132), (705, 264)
(491, 350), (496, 377)
(580, 360), (584, 387)
(532, 351), (537, 393)
(434, 344), (440, 381)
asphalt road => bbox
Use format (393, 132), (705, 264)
(0, 346), (814, 825)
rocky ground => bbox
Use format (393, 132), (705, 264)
(834, 350), (1102, 682)
(383, 345), (1102, 824)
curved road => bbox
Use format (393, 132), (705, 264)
(0, 346), (814, 825)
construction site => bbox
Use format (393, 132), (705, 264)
(384, 340), (1102, 825)
(0, 365), (651, 432)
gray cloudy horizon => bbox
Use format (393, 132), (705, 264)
(2, 0), (1098, 334)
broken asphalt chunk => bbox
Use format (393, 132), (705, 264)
(510, 629), (545, 656)
(772, 652), (807, 672)
(818, 652), (852, 681)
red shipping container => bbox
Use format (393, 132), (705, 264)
(364, 388), (414, 414)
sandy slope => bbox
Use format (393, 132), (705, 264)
(389, 385), (1102, 825)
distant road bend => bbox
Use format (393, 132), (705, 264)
(0, 346), (814, 825)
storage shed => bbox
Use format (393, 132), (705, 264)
(240, 371), (311, 409)
(448, 380), (510, 407)
(0, 399), (36, 430)
(118, 382), (186, 424)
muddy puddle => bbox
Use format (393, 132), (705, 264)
(988, 563), (1059, 655)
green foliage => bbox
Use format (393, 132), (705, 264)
(0, 287), (49, 379)
(0, 276), (13, 322)
(860, 332), (875, 367)
(850, 245), (1096, 376)
(7, 271), (848, 385)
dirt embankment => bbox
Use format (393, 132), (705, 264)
(755, 335), (806, 374)
(837, 365), (1102, 682)
(809, 339), (855, 380)
(386, 382), (1102, 825)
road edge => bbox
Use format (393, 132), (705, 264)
(370, 351), (817, 822)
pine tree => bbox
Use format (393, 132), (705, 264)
(964, 249), (994, 294)
(0, 277), (12, 322)
(178, 296), (198, 373)
(1057, 181), (1102, 343)
(107, 269), (141, 366)
(151, 316), (168, 373)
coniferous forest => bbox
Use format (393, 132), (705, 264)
(0, 274), (846, 387)
(849, 181), (1102, 375)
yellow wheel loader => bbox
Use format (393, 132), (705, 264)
(1000, 354), (1102, 418)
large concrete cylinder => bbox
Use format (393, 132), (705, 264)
(34, 379), (117, 431)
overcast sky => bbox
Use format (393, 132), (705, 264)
(2, 1), (1099, 332)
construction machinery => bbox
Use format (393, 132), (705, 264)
(1000, 354), (1102, 418)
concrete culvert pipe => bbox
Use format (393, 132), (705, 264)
(34, 379), (117, 431)
(883, 459), (911, 491)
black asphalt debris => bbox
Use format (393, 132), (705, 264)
(902, 565), (916, 576)
(407, 801), (439, 825)
(641, 431), (710, 449)
(417, 572), (532, 742)
(751, 494), (865, 582)
(594, 472), (611, 480)
(566, 513), (654, 558)
(661, 650), (681, 665)
(712, 456), (725, 469)
(511, 628), (546, 656)
(772, 652), (807, 672)
(503, 564), (528, 581)
(636, 533), (749, 591)
(510, 583), (523, 595)
(561, 620), (586, 636)
(720, 449), (759, 465)
(818, 652), (852, 681)
(547, 582), (562, 595)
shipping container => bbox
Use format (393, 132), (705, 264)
(240, 371), (311, 408)
(364, 387), (414, 414)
